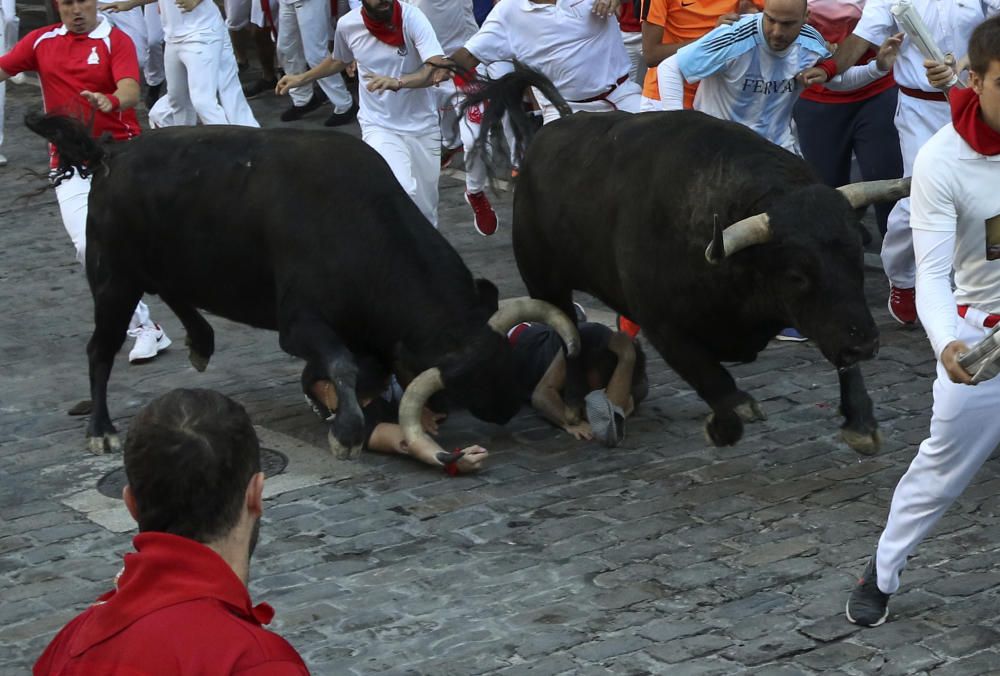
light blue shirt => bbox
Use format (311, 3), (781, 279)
(676, 14), (830, 152)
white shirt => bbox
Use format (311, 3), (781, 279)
(853, 0), (1000, 92)
(332, 4), (444, 135)
(402, 0), (477, 55)
(158, 0), (225, 42)
(912, 124), (1000, 357)
(674, 14), (829, 152)
(464, 0), (631, 101)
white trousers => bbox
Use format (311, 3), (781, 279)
(54, 172), (150, 330)
(621, 30), (646, 85)
(534, 78), (642, 125)
(225, 0), (251, 30)
(0, 3), (11, 151)
(640, 95), (659, 112)
(144, 5), (165, 87)
(880, 95), (951, 288)
(876, 314), (1000, 593)
(276, 0), (351, 110)
(100, 5), (148, 71)
(432, 79), (487, 194)
(362, 124), (441, 227)
(158, 31), (258, 127)
(164, 36), (229, 125)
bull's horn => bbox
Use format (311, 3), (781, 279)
(489, 298), (581, 357)
(704, 213), (771, 263)
(398, 367), (445, 452)
(837, 177), (911, 209)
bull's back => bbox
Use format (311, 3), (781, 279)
(88, 126), (430, 329)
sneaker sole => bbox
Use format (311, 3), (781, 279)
(845, 599), (888, 627)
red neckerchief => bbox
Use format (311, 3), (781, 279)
(362, 1), (404, 48)
(951, 87), (1000, 156)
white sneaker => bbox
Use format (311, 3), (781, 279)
(128, 323), (172, 363)
(0, 153), (8, 167)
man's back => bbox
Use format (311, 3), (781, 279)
(34, 533), (309, 676)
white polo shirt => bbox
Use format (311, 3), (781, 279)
(158, 0), (225, 43)
(853, 0), (1000, 92)
(912, 124), (1000, 354)
(402, 0), (477, 55)
(332, 4), (444, 135)
(676, 14), (829, 152)
(463, 0), (632, 101)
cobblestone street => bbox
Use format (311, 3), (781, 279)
(2, 16), (999, 673)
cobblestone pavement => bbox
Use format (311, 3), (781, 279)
(2, 16), (1000, 675)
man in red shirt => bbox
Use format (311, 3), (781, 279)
(0, 0), (171, 363)
(34, 388), (310, 674)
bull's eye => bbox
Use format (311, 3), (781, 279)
(785, 269), (811, 293)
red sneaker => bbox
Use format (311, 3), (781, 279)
(617, 315), (641, 338)
(465, 191), (499, 236)
(888, 285), (917, 325)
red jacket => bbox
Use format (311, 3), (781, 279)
(34, 532), (309, 675)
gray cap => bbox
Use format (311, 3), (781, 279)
(585, 390), (625, 447)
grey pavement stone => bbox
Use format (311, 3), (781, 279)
(924, 627), (1000, 659)
(795, 641), (875, 670)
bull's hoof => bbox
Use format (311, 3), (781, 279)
(734, 398), (767, 423)
(188, 349), (210, 372)
(87, 433), (121, 455)
(703, 412), (743, 447)
(327, 429), (363, 460)
(841, 426), (881, 456)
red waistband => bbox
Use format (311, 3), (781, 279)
(572, 74), (630, 104)
(958, 304), (1000, 328)
(899, 85), (947, 102)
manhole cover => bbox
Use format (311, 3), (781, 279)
(96, 448), (289, 499)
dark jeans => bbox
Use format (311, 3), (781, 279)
(793, 86), (903, 236)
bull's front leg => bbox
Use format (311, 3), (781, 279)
(279, 315), (365, 459)
(644, 328), (764, 446)
(838, 364), (880, 456)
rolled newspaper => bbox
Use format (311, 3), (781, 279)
(891, 0), (961, 88)
(958, 323), (1000, 384)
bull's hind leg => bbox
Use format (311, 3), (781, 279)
(160, 295), (214, 371)
(86, 279), (144, 454)
(838, 365), (880, 455)
(278, 314), (365, 459)
(641, 326), (764, 446)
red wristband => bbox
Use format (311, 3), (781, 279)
(817, 59), (838, 80)
(107, 94), (121, 111)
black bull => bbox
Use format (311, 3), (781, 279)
(463, 74), (909, 454)
(27, 115), (578, 457)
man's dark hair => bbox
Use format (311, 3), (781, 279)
(969, 16), (1000, 76)
(124, 388), (261, 542)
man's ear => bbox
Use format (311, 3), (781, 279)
(123, 485), (140, 523)
(246, 471), (265, 519)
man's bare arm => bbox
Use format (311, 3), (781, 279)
(81, 76), (140, 112)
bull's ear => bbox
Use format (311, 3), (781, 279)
(475, 278), (500, 313)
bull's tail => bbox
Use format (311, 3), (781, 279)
(457, 61), (571, 175)
(24, 113), (107, 182)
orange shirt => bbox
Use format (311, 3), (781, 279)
(641, 0), (764, 106)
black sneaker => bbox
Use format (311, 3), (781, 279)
(323, 101), (358, 127)
(280, 91), (325, 122)
(846, 556), (891, 627)
(243, 77), (277, 100)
